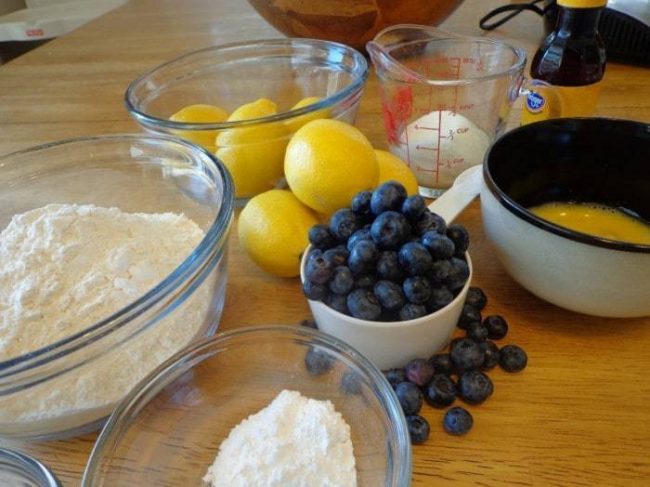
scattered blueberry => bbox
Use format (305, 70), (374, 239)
(347, 227), (372, 252)
(348, 240), (379, 275)
(354, 274), (376, 289)
(406, 415), (430, 444)
(416, 210), (447, 235)
(384, 368), (406, 388)
(457, 304), (481, 330)
(479, 340), (500, 370)
(370, 211), (411, 250)
(340, 370), (362, 394)
(425, 374), (457, 408)
(429, 353), (454, 375)
(302, 280), (328, 301)
(458, 370), (494, 404)
(325, 293), (348, 315)
(347, 288), (381, 320)
(428, 285), (454, 311)
(405, 358), (434, 386)
(401, 195), (426, 220)
(446, 224), (470, 256)
(465, 286), (487, 310)
(403, 276), (433, 305)
(323, 246), (349, 267)
(421, 231), (455, 260)
(445, 257), (470, 291)
(398, 242), (433, 276)
(304, 347), (333, 375)
(299, 319), (318, 329)
(395, 381), (423, 415)
(328, 266), (354, 295)
(499, 344), (528, 372)
(371, 181), (407, 214)
(374, 280), (406, 311)
(308, 224), (337, 250)
(376, 250), (405, 282)
(329, 208), (360, 241)
(399, 303), (428, 321)
(483, 315), (509, 340)
(305, 255), (334, 285)
(466, 321), (489, 342)
(351, 190), (372, 219)
(443, 407), (473, 435)
(450, 337), (485, 371)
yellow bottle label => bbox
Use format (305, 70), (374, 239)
(521, 81), (602, 125)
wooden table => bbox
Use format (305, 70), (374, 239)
(0, 1), (649, 485)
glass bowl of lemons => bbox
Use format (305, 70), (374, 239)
(125, 38), (368, 200)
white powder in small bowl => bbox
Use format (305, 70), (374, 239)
(204, 389), (357, 487)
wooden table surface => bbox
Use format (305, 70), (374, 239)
(0, 1), (649, 485)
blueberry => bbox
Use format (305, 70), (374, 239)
(406, 415), (430, 444)
(371, 181), (407, 214)
(444, 257), (470, 291)
(384, 368), (406, 389)
(328, 266), (354, 295)
(347, 288), (381, 320)
(483, 315), (509, 340)
(428, 285), (454, 311)
(300, 319), (318, 329)
(457, 304), (481, 330)
(305, 255), (334, 285)
(443, 406), (473, 435)
(308, 224), (337, 250)
(395, 381), (423, 415)
(429, 353), (454, 376)
(323, 246), (349, 267)
(421, 231), (455, 260)
(446, 224), (470, 256)
(374, 280), (405, 311)
(458, 370), (494, 404)
(329, 208), (360, 241)
(416, 210), (447, 236)
(428, 259), (453, 283)
(340, 370), (362, 394)
(354, 274), (376, 289)
(304, 347), (333, 375)
(351, 190), (372, 219)
(401, 194), (426, 220)
(347, 227), (372, 252)
(404, 358), (434, 386)
(403, 276), (432, 305)
(479, 340), (500, 370)
(348, 240), (379, 275)
(398, 242), (433, 276)
(499, 344), (528, 372)
(325, 293), (348, 315)
(376, 250), (405, 282)
(307, 247), (323, 262)
(370, 211), (411, 250)
(465, 286), (487, 310)
(302, 280), (328, 301)
(466, 321), (489, 342)
(450, 337), (485, 371)
(425, 374), (457, 408)
(399, 303), (428, 321)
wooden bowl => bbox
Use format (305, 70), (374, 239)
(247, 0), (465, 51)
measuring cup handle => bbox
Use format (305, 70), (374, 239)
(519, 78), (564, 125)
(427, 165), (482, 223)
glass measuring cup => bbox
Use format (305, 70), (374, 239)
(367, 24), (558, 197)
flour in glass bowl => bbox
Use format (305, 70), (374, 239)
(0, 203), (208, 433)
(204, 389), (357, 487)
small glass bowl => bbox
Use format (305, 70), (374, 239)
(125, 38), (368, 199)
(82, 326), (411, 486)
(0, 448), (61, 487)
(0, 135), (234, 440)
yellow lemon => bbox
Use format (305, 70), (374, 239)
(169, 104), (228, 149)
(285, 96), (331, 133)
(216, 98), (290, 198)
(285, 119), (379, 215)
(375, 149), (419, 195)
(238, 189), (319, 277)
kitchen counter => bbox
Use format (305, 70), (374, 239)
(0, 0), (649, 485)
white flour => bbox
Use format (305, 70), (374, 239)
(203, 389), (357, 487)
(0, 204), (207, 432)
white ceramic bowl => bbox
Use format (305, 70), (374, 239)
(300, 249), (472, 370)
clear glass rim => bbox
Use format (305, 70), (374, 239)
(0, 448), (62, 487)
(82, 325), (412, 487)
(125, 38), (369, 131)
(0, 134), (235, 387)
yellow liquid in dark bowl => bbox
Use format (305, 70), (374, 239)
(529, 202), (650, 245)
